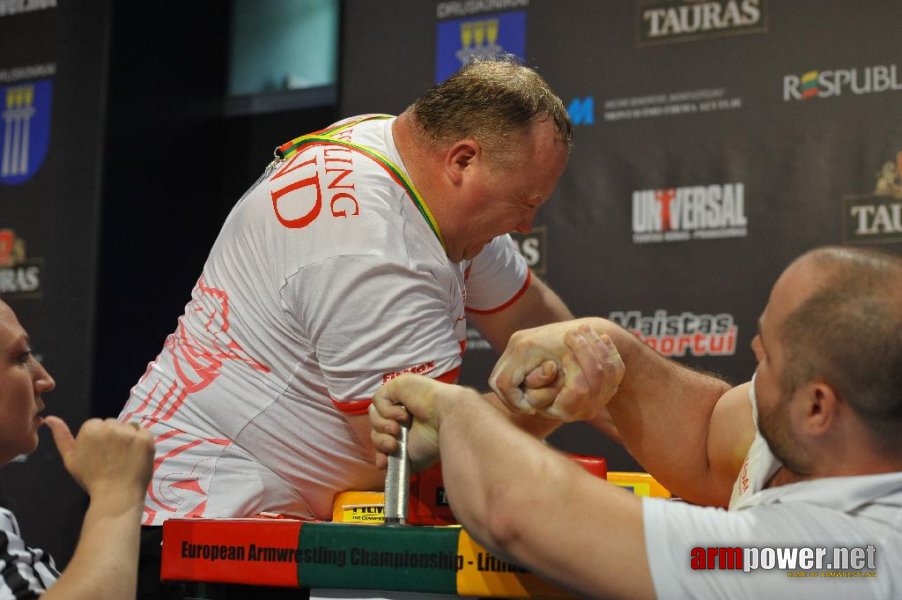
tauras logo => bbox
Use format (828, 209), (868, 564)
(638, 0), (765, 44)
(632, 183), (747, 244)
(510, 226), (546, 276)
(609, 309), (737, 357)
(843, 151), (902, 245)
(0, 229), (42, 298)
(784, 65), (902, 101)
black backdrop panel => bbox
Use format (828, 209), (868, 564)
(0, 0), (110, 566)
(340, 0), (902, 470)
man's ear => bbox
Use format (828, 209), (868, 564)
(800, 381), (839, 436)
(444, 139), (480, 185)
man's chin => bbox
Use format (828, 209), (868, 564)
(461, 243), (490, 261)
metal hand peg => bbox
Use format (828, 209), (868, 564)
(383, 420), (411, 525)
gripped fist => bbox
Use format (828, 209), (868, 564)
(489, 321), (625, 422)
(45, 416), (154, 504)
(370, 374), (464, 472)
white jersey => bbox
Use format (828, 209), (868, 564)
(643, 379), (902, 599)
(119, 115), (530, 525)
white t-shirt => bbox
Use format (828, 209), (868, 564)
(643, 382), (902, 599)
(119, 115), (530, 525)
(0, 507), (59, 599)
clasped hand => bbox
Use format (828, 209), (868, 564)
(490, 320), (624, 422)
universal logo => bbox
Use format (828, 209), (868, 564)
(0, 229), (43, 298)
(637, 0), (766, 45)
(843, 152), (902, 245)
(510, 226), (547, 277)
(632, 183), (748, 244)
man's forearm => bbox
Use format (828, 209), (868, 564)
(470, 272), (574, 352)
(43, 494), (143, 600)
(436, 390), (654, 600)
(582, 317), (736, 505)
(482, 391), (564, 438)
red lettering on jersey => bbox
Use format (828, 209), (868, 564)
(271, 158), (323, 229)
(382, 360), (437, 383)
(330, 192), (360, 218)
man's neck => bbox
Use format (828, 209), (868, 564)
(391, 113), (455, 250)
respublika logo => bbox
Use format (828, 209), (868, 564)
(0, 229), (43, 298)
(609, 309), (737, 357)
(1, 79), (51, 185)
(632, 182), (748, 244)
(638, 0), (766, 45)
(784, 64), (902, 101)
(843, 151), (902, 245)
(435, 11), (526, 83)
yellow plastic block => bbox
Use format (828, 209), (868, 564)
(607, 472), (671, 498)
(331, 491), (386, 524)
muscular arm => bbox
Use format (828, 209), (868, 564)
(371, 376), (655, 600)
(493, 317), (755, 506)
(603, 341), (752, 506)
(467, 271), (573, 353)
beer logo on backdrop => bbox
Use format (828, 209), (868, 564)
(435, 11), (527, 83)
(0, 0), (57, 18)
(609, 309), (737, 357)
(0, 229), (43, 298)
(0, 79), (52, 186)
(511, 226), (546, 276)
(784, 64), (902, 102)
(632, 182), (747, 244)
(637, 0), (766, 45)
(843, 151), (902, 245)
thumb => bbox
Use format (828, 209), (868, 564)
(523, 360), (558, 388)
(43, 415), (76, 463)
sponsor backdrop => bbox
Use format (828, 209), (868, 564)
(2, 0), (902, 569)
(0, 0), (110, 564)
(341, 0), (902, 466)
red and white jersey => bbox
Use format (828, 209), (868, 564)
(119, 116), (530, 525)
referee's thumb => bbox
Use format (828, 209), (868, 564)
(44, 415), (75, 462)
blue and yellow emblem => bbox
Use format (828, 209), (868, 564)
(435, 11), (527, 83)
(0, 79), (52, 186)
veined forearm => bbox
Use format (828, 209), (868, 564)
(436, 391), (654, 599)
(604, 334), (734, 504)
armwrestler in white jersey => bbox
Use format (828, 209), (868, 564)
(120, 58), (590, 598)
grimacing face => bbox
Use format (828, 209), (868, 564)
(0, 301), (55, 464)
(449, 118), (569, 262)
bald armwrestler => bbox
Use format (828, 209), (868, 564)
(370, 246), (902, 599)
